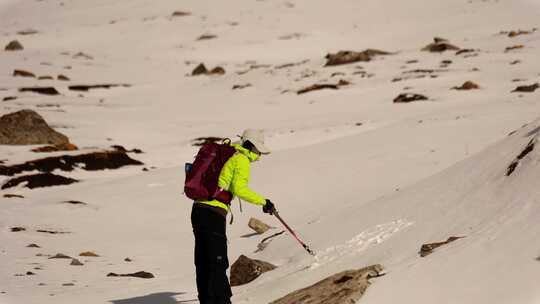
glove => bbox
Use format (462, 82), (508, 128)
(263, 199), (275, 215)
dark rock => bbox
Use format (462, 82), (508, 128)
(507, 137), (536, 176)
(420, 236), (465, 257)
(13, 69), (36, 78)
(510, 60), (521, 65)
(190, 137), (226, 147)
(26, 271), (35, 275)
(68, 84), (131, 91)
(124, 257), (133, 262)
(4, 194), (25, 198)
(31, 143), (79, 153)
(422, 38), (460, 52)
(505, 45), (524, 52)
(49, 253), (72, 259)
(197, 34), (217, 41)
(17, 29), (39, 35)
(27, 244), (40, 248)
(192, 63), (208, 75)
(73, 52), (93, 60)
(455, 48), (476, 55)
(512, 83), (539, 93)
(507, 28), (537, 37)
(5, 40), (24, 51)
(1, 173), (78, 189)
(38, 76), (54, 80)
(107, 271), (155, 279)
(0, 150), (143, 176)
(62, 283), (75, 286)
(62, 200), (87, 205)
(10, 227), (26, 232)
(111, 145), (143, 154)
(393, 93), (428, 103)
(18, 87), (60, 95)
(37, 229), (70, 234)
(230, 255), (276, 286)
(57, 74), (70, 81)
(172, 11), (191, 17)
(70, 259), (84, 266)
(325, 49), (391, 66)
(452, 81), (480, 90)
(232, 84), (252, 90)
(209, 66), (226, 75)
(2, 96), (17, 102)
(297, 79), (350, 95)
(270, 265), (383, 304)
(79, 251), (100, 257)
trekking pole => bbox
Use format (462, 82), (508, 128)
(272, 209), (316, 256)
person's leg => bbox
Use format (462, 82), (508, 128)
(192, 205), (211, 304)
(206, 231), (232, 304)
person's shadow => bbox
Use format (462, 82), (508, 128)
(111, 292), (198, 304)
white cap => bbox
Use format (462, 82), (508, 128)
(240, 129), (271, 154)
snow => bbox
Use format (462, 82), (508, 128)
(1, 0), (540, 303)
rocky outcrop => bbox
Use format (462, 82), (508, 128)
(512, 83), (539, 93)
(297, 79), (350, 95)
(107, 271), (154, 279)
(70, 259), (84, 266)
(393, 93), (428, 103)
(79, 251), (100, 257)
(422, 37), (460, 52)
(5, 40), (24, 51)
(1, 173), (78, 189)
(18, 87), (60, 95)
(452, 81), (480, 90)
(507, 137), (535, 176)
(68, 84), (131, 91)
(31, 143), (78, 153)
(419, 236), (465, 257)
(49, 253), (72, 259)
(230, 255), (276, 286)
(0, 151), (143, 176)
(324, 49), (391, 66)
(0, 110), (69, 145)
(270, 264), (384, 304)
(13, 69), (36, 78)
(248, 218), (271, 234)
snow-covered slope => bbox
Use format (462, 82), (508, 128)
(1, 0), (540, 303)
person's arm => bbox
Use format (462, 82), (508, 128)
(230, 156), (266, 206)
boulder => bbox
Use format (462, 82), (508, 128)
(57, 74), (70, 81)
(70, 259), (84, 266)
(230, 255), (276, 286)
(1, 173), (78, 189)
(393, 93), (428, 103)
(0, 110), (69, 145)
(79, 251), (100, 257)
(248, 218), (271, 234)
(325, 49), (391, 66)
(422, 38), (460, 52)
(49, 253), (72, 259)
(31, 143), (79, 153)
(270, 264), (383, 304)
(10, 227), (26, 232)
(18, 87), (60, 95)
(5, 40), (23, 51)
(452, 81), (480, 90)
(419, 236), (465, 257)
(512, 83), (539, 93)
(13, 69), (36, 78)
(192, 63), (208, 75)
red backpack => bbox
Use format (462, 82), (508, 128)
(184, 140), (236, 204)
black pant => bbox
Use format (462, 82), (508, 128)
(191, 204), (232, 304)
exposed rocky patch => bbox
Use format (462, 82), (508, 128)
(191, 63), (226, 76)
(111, 145), (144, 154)
(275, 60), (310, 69)
(507, 137), (536, 176)
(27, 244), (40, 248)
(324, 49), (391, 66)
(197, 34), (217, 41)
(17, 29), (39, 35)
(297, 79), (350, 95)
(190, 137), (226, 147)
(31, 143), (78, 153)
(502, 28), (537, 38)
(68, 84), (131, 91)
(455, 48), (476, 56)
(49, 253), (72, 259)
(124, 257), (133, 262)
(230, 255), (276, 286)
(452, 81), (480, 90)
(505, 45), (524, 52)
(18, 87), (60, 95)
(62, 200), (87, 205)
(5, 40), (24, 51)
(13, 69), (36, 78)
(4, 194), (24, 198)
(0, 151), (143, 176)
(10, 227), (26, 232)
(171, 11), (191, 17)
(38, 76), (54, 80)
(57, 74), (70, 81)
(232, 84), (252, 90)
(72, 52), (93, 60)
(393, 93), (428, 103)
(2, 96), (17, 102)
(70, 259), (84, 266)
(37, 229), (70, 234)
(420, 236), (465, 257)
(248, 217), (272, 234)
(422, 37), (460, 52)
(79, 251), (100, 257)
(107, 271), (154, 279)
(512, 83), (539, 93)
(270, 264), (384, 304)
(1, 109), (70, 145)
(1, 173), (78, 189)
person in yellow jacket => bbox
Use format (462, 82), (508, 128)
(191, 129), (275, 304)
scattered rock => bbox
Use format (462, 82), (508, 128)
(37, 229), (70, 234)
(297, 79), (350, 95)
(422, 38), (460, 52)
(248, 218), (271, 234)
(209, 66), (225, 75)
(27, 244), (40, 248)
(72, 52), (93, 60)
(49, 253), (72, 259)
(0, 111), (62, 145)
(197, 34), (217, 40)
(31, 142), (79, 153)
(230, 255), (276, 286)
(68, 84), (131, 91)
(1, 173), (78, 189)
(57, 75), (70, 81)
(420, 236), (465, 257)
(10, 227), (26, 232)
(70, 259), (84, 266)
(18, 87), (60, 95)
(190, 137), (226, 147)
(510, 60), (521, 65)
(270, 264), (384, 304)
(26, 271), (35, 276)
(191, 63), (225, 76)
(232, 84), (252, 90)
(505, 45), (524, 52)
(124, 258), (133, 262)
(393, 93), (428, 103)
(406, 59), (419, 64)
(13, 69), (36, 78)
(455, 48), (476, 55)
(5, 40), (24, 51)
(172, 11), (191, 17)
(38, 76), (54, 80)
(507, 137), (536, 176)
(4, 194), (24, 198)
(452, 81), (480, 90)
(324, 49), (392, 66)
(0, 150), (143, 176)
(79, 251), (100, 257)
(275, 60), (309, 69)
(62, 283), (75, 286)
(506, 28), (537, 38)
(17, 29), (39, 35)
(512, 83), (539, 93)
(107, 271), (154, 279)
(110, 145), (144, 154)
(2, 96), (17, 102)
(62, 200), (87, 205)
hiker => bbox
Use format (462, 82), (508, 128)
(190, 129), (275, 304)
